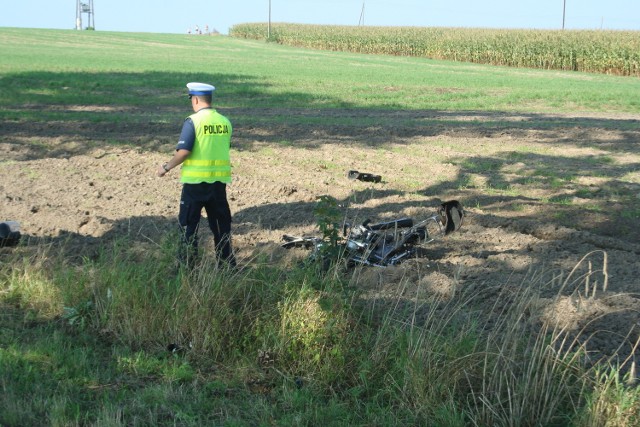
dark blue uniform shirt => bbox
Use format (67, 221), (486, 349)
(176, 107), (215, 151)
(177, 118), (196, 152)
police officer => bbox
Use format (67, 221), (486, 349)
(157, 82), (236, 268)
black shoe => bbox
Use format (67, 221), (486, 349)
(347, 170), (382, 183)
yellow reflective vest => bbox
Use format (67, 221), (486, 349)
(181, 109), (232, 184)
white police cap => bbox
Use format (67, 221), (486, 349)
(187, 82), (215, 96)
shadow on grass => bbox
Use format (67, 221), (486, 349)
(1, 70), (639, 161)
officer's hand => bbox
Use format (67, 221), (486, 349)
(157, 164), (168, 177)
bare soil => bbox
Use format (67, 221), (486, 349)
(2, 107), (640, 369)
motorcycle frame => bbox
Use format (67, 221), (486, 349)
(282, 200), (464, 268)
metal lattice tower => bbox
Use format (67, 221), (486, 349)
(76, 0), (95, 30)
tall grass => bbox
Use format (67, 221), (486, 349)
(231, 23), (640, 76)
(2, 239), (639, 425)
(1, 27), (640, 424)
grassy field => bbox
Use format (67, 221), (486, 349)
(1, 27), (639, 116)
(2, 28), (640, 426)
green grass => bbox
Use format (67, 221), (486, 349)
(2, 27), (640, 425)
(1, 28), (640, 119)
(3, 238), (639, 425)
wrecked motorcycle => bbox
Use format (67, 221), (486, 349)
(282, 200), (464, 267)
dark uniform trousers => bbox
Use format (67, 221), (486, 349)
(178, 181), (236, 267)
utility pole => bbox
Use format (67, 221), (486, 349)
(562, 0), (566, 29)
(268, 0), (272, 38)
(358, 2), (365, 26)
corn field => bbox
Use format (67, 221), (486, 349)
(230, 23), (640, 77)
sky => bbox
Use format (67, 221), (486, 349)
(1, 0), (638, 35)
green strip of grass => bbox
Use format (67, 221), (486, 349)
(1, 28), (639, 119)
(2, 238), (639, 425)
